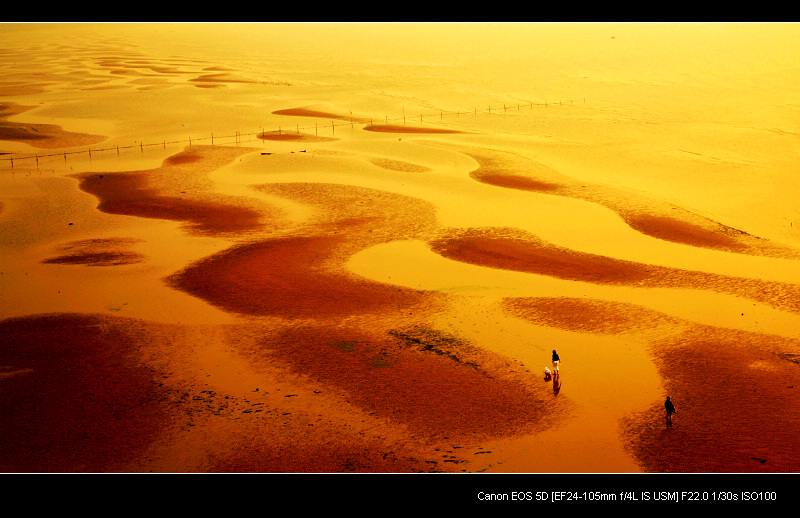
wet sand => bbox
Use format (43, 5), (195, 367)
(0, 144), (565, 472)
(4, 137), (799, 473)
(2, 23), (800, 474)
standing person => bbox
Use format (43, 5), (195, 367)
(552, 350), (560, 375)
(665, 396), (676, 424)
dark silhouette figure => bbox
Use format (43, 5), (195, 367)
(665, 396), (676, 425)
(551, 350), (560, 376)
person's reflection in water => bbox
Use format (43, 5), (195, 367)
(552, 374), (561, 396)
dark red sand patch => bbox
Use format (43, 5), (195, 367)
(368, 157), (431, 173)
(622, 326), (800, 472)
(189, 73), (251, 85)
(248, 323), (553, 441)
(75, 171), (263, 236)
(42, 238), (145, 266)
(207, 437), (438, 473)
(432, 231), (651, 285)
(432, 228), (800, 314)
(504, 297), (682, 335)
(472, 172), (562, 192)
(43, 251), (145, 266)
(167, 235), (435, 318)
(72, 147), (277, 237)
(272, 107), (355, 120)
(257, 131), (336, 143)
(625, 214), (746, 251)
(163, 152), (203, 165)
(0, 313), (169, 472)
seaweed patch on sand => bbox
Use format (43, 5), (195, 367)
(239, 322), (558, 443)
(73, 146), (278, 237)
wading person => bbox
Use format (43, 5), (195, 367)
(552, 350), (560, 375)
(665, 396), (676, 424)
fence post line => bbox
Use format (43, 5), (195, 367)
(1, 95), (590, 170)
